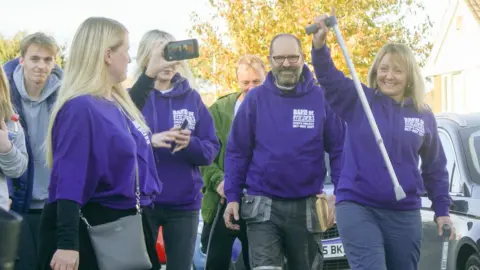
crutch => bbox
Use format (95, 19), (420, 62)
(305, 17), (406, 201)
(440, 224), (451, 270)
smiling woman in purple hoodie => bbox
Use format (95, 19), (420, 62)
(134, 30), (220, 270)
(309, 13), (455, 270)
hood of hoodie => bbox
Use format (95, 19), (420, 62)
(264, 65), (317, 97)
(12, 64), (61, 103)
(154, 73), (192, 98)
(11, 62), (62, 206)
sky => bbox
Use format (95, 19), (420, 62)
(0, 0), (450, 78)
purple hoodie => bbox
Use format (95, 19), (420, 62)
(48, 95), (162, 209)
(224, 65), (345, 203)
(141, 74), (219, 210)
(312, 45), (451, 217)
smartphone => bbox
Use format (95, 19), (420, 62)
(170, 119), (189, 153)
(164, 39), (200, 61)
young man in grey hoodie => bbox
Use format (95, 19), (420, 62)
(3, 32), (62, 270)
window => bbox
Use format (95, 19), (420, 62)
(452, 72), (465, 112)
(442, 75), (451, 112)
(438, 130), (462, 193)
(468, 130), (480, 176)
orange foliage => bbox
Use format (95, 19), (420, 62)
(189, 0), (432, 97)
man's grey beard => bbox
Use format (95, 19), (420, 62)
(273, 67), (303, 90)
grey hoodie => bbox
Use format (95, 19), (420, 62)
(0, 120), (28, 210)
(13, 65), (61, 209)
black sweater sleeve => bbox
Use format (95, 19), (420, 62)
(56, 199), (80, 250)
(129, 72), (155, 110)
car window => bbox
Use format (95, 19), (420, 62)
(438, 129), (462, 193)
(468, 130), (480, 177)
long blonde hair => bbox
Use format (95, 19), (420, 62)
(135, 30), (198, 89)
(46, 17), (149, 168)
(367, 44), (426, 111)
(0, 69), (14, 121)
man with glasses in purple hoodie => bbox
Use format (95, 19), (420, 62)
(223, 33), (345, 270)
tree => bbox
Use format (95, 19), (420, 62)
(0, 31), (27, 64)
(189, 0), (433, 96)
(0, 31), (67, 68)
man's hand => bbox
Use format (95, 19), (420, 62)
(8, 199), (12, 210)
(224, 202), (240, 231)
(436, 216), (456, 240)
(326, 194), (336, 228)
(316, 193), (336, 229)
(172, 128), (191, 153)
(145, 41), (180, 79)
(312, 7), (336, 49)
(216, 181), (225, 198)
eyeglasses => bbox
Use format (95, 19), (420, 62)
(271, 55), (300, 64)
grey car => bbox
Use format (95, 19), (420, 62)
(418, 112), (480, 270)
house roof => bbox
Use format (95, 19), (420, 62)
(465, 0), (480, 24)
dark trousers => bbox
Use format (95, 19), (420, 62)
(144, 206), (199, 270)
(335, 201), (422, 270)
(243, 196), (323, 270)
(205, 201), (250, 270)
(14, 209), (42, 270)
(37, 203), (160, 270)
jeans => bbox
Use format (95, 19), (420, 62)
(145, 206), (199, 270)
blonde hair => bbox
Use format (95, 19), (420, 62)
(135, 30), (198, 89)
(20, 32), (59, 57)
(236, 54), (266, 76)
(0, 69), (14, 121)
(46, 17), (149, 168)
(367, 44), (426, 111)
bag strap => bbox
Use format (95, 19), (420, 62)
(79, 102), (142, 228)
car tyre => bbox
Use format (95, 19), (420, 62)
(466, 253), (480, 270)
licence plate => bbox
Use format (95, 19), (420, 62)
(322, 243), (345, 258)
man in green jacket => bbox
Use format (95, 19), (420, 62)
(201, 55), (266, 270)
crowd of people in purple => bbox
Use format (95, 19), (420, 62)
(0, 10), (455, 270)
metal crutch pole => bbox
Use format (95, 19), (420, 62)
(440, 224), (451, 270)
(306, 17), (406, 201)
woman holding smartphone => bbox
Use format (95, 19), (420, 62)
(133, 30), (219, 270)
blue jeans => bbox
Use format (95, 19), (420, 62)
(336, 201), (422, 270)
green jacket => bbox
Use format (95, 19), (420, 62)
(200, 92), (242, 224)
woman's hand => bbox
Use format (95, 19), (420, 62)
(171, 128), (191, 153)
(312, 7), (336, 49)
(50, 249), (79, 270)
(145, 41), (180, 79)
(0, 120), (12, 153)
(151, 130), (178, 148)
(436, 216), (456, 240)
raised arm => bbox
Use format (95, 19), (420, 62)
(310, 15), (374, 123)
(311, 45), (373, 123)
(129, 72), (155, 110)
